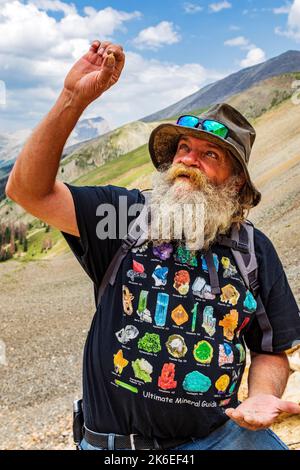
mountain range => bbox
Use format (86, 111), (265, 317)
(142, 50), (300, 121)
(0, 115), (110, 201)
(1, 49), (300, 231)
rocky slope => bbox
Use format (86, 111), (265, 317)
(142, 50), (300, 122)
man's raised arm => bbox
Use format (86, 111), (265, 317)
(5, 40), (125, 236)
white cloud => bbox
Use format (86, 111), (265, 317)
(273, 3), (292, 14)
(209, 1), (232, 13)
(183, 2), (204, 14)
(240, 47), (266, 67)
(0, 2), (141, 58)
(224, 35), (266, 68)
(229, 25), (241, 31)
(275, 0), (300, 40)
(30, 0), (77, 15)
(224, 36), (249, 47)
(133, 21), (181, 50)
(87, 52), (224, 127)
(0, 1), (225, 133)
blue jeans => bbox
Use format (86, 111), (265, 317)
(79, 419), (289, 450)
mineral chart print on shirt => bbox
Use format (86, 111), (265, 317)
(61, 184), (300, 438)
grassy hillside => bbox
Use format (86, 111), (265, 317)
(72, 143), (152, 187)
(1, 71), (300, 264)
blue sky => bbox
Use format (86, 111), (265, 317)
(0, 0), (299, 134)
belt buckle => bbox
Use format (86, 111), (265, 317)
(130, 433), (137, 450)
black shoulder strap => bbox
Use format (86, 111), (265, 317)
(217, 221), (274, 352)
(217, 221), (259, 296)
(95, 190), (151, 308)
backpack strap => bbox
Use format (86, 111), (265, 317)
(203, 250), (221, 295)
(218, 221), (274, 352)
(217, 221), (259, 296)
(231, 221), (260, 296)
(95, 190), (151, 308)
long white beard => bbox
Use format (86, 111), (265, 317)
(148, 163), (240, 251)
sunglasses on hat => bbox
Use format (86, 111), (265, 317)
(176, 115), (229, 139)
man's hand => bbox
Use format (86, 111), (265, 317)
(64, 40), (125, 107)
(225, 394), (300, 431)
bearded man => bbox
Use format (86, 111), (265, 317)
(6, 40), (300, 451)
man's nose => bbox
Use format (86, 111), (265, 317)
(176, 152), (201, 168)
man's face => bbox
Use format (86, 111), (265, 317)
(172, 135), (234, 186)
(149, 134), (245, 250)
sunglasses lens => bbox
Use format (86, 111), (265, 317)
(202, 120), (228, 138)
(177, 115), (200, 127)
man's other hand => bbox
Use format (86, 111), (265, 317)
(225, 394), (300, 431)
(64, 40), (125, 107)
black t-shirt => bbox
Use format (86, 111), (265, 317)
(61, 183), (300, 439)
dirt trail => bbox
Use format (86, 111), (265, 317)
(0, 253), (94, 449)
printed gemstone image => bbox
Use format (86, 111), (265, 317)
(236, 317), (250, 338)
(113, 350), (129, 374)
(132, 358), (153, 383)
(166, 334), (188, 358)
(192, 277), (216, 300)
(174, 246), (198, 267)
(171, 304), (189, 326)
(215, 374), (230, 393)
(154, 293), (169, 327)
(183, 371), (212, 393)
(235, 343), (246, 362)
(152, 265), (169, 287)
(127, 260), (147, 281)
(115, 325), (139, 344)
(229, 381), (237, 394)
(115, 380), (138, 394)
(122, 285), (134, 315)
(132, 242), (148, 253)
(193, 340), (213, 364)
(218, 343), (234, 367)
(243, 290), (257, 312)
(201, 253), (219, 272)
(221, 257), (238, 278)
(138, 333), (161, 353)
(153, 243), (173, 261)
(220, 284), (240, 306)
(136, 290), (152, 323)
(173, 270), (190, 295)
(220, 398), (231, 407)
(133, 260), (145, 273)
(191, 302), (199, 333)
(158, 363), (177, 390)
(202, 306), (216, 337)
(219, 309), (239, 341)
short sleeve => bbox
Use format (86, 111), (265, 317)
(61, 182), (143, 289)
(244, 228), (300, 353)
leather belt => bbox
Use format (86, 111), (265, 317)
(84, 425), (191, 450)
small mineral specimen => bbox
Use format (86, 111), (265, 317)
(219, 309), (239, 340)
(183, 371), (212, 392)
(158, 363), (177, 390)
(215, 374), (230, 393)
(166, 334), (188, 358)
(138, 333), (161, 353)
(193, 340), (213, 364)
(132, 358), (153, 383)
(243, 290), (257, 312)
(113, 349), (129, 374)
(171, 304), (189, 326)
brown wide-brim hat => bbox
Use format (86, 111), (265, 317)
(148, 103), (261, 207)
